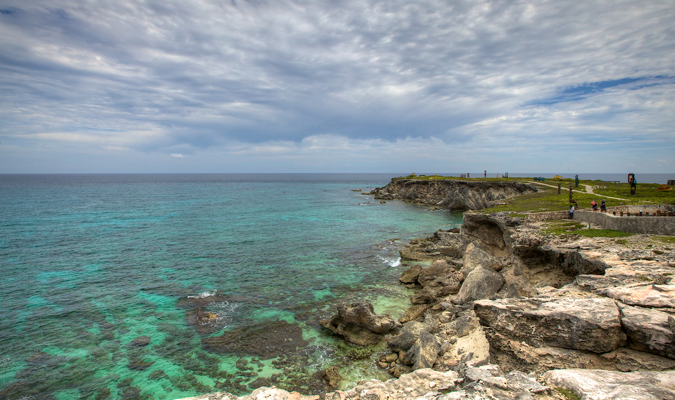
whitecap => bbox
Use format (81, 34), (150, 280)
(376, 255), (402, 267)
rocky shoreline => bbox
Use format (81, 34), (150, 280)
(367, 179), (538, 211)
(181, 183), (675, 400)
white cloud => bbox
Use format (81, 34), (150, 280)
(170, 153), (184, 158)
(0, 0), (673, 172)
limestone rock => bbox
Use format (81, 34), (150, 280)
(322, 366), (341, 389)
(404, 330), (440, 370)
(339, 369), (460, 400)
(400, 265), (422, 284)
(619, 304), (675, 359)
(542, 369), (675, 400)
(335, 302), (401, 334)
(387, 321), (430, 352)
(461, 243), (502, 277)
(398, 304), (427, 324)
(320, 301), (401, 346)
(474, 297), (626, 353)
(456, 266), (505, 303)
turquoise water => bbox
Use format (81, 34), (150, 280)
(0, 174), (462, 399)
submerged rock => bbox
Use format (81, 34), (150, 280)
(202, 320), (309, 358)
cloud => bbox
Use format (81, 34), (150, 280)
(0, 0), (674, 172)
(170, 153), (184, 158)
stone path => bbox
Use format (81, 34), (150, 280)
(530, 181), (627, 201)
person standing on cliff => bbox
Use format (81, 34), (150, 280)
(570, 205), (574, 219)
(591, 200), (597, 211)
(601, 199), (607, 212)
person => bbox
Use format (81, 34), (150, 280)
(569, 205), (574, 219)
(591, 200), (597, 211)
(601, 199), (607, 212)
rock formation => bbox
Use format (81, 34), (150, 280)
(368, 179), (538, 211)
(181, 207), (675, 400)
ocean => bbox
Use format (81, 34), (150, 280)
(0, 174), (462, 399)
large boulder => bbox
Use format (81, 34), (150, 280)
(387, 321), (433, 352)
(474, 297), (626, 353)
(398, 304), (427, 324)
(456, 266), (504, 303)
(331, 369), (459, 400)
(542, 369), (675, 400)
(417, 260), (463, 293)
(619, 304), (675, 359)
(320, 301), (401, 346)
(399, 265), (422, 284)
(461, 243), (502, 277)
(402, 330), (440, 370)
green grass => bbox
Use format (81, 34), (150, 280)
(389, 174), (675, 213)
(543, 220), (634, 238)
(555, 387), (581, 400)
(655, 236), (675, 244)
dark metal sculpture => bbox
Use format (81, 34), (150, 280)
(628, 173), (637, 195)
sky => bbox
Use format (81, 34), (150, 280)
(0, 0), (674, 173)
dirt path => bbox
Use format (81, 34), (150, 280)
(531, 181), (628, 201)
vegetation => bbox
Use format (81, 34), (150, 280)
(543, 220), (634, 238)
(555, 387), (581, 400)
(655, 236), (675, 244)
(391, 174), (674, 213)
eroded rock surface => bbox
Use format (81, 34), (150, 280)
(542, 369), (675, 400)
(320, 301), (401, 346)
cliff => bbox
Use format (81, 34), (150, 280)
(368, 179), (538, 211)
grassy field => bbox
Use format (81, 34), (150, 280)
(542, 220), (634, 238)
(391, 174), (675, 213)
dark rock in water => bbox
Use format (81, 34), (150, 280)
(95, 387), (111, 400)
(456, 265), (505, 303)
(399, 264), (422, 284)
(148, 369), (168, 381)
(202, 320), (309, 358)
(236, 358), (252, 371)
(399, 304), (427, 323)
(322, 366), (341, 389)
(127, 358), (155, 371)
(320, 301), (401, 347)
(185, 307), (228, 335)
(128, 335), (151, 347)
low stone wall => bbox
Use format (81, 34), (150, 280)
(525, 211), (569, 222)
(573, 210), (675, 235)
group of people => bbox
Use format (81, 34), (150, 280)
(569, 199), (606, 219)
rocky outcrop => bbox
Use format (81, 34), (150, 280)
(456, 266), (505, 303)
(474, 298), (626, 353)
(320, 301), (401, 346)
(369, 179), (538, 211)
(542, 369), (675, 400)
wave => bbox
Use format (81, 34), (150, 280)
(376, 255), (401, 267)
(187, 290), (217, 299)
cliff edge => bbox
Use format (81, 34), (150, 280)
(368, 179), (538, 211)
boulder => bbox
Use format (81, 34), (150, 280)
(456, 266), (504, 303)
(474, 297), (626, 353)
(387, 321), (430, 352)
(398, 304), (427, 324)
(399, 265), (422, 284)
(403, 330), (440, 370)
(461, 243), (502, 277)
(605, 283), (675, 309)
(619, 304), (675, 359)
(320, 301), (401, 347)
(334, 302), (401, 334)
(336, 368), (459, 400)
(542, 369), (675, 400)
(322, 366), (341, 389)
